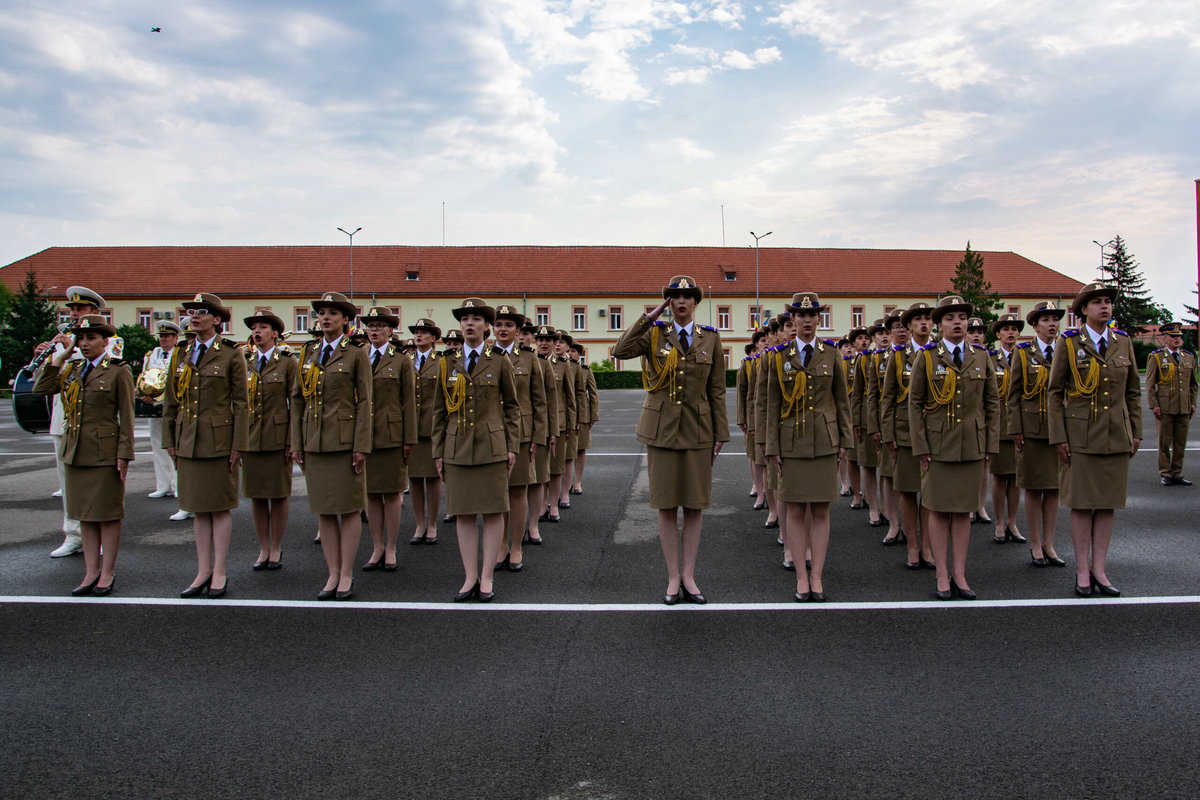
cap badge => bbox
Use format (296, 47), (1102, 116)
(465, 300), (475, 307)
(80, 319), (91, 328)
(800, 297), (812, 308)
(193, 293), (203, 302)
(678, 278), (690, 289)
(1046, 301), (1056, 309)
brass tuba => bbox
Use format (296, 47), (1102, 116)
(136, 365), (168, 399)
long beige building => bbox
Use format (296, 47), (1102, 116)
(1, 245), (1085, 367)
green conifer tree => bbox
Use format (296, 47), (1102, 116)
(949, 242), (1002, 340)
(1098, 235), (1169, 334)
(0, 270), (57, 385)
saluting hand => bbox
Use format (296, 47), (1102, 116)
(647, 298), (670, 320)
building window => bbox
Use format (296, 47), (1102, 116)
(884, 304), (897, 316)
(722, 347), (730, 368)
(748, 305), (762, 330)
(405, 263), (420, 281)
(608, 306), (623, 330)
(644, 304), (658, 317)
(535, 305), (550, 326)
(99, 308), (113, 324)
(1007, 304), (1021, 317)
(137, 308), (152, 331)
(221, 318), (232, 334)
(717, 305), (731, 330)
(851, 306), (865, 328)
(388, 307), (401, 327)
(723, 270), (736, 281)
(1065, 311), (1078, 329)
(572, 305), (587, 331)
(295, 308), (309, 332)
(819, 309), (832, 330)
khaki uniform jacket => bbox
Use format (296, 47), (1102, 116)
(289, 336), (373, 454)
(736, 358), (750, 428)
(1047, 329), (1142, 454)
(548, 356), (576, 433)
(744, 356), (760, 435)
(501, 345), (548, 445)
(754, 349), (774, 439)
(569, 359), (588, 432)
(1006, 340), (1054, 439)
(368, 343), (418, 450)
(163, 338), (250, 458)
(764, 338), (851, 458)
(432, 346), (521, 466)
(411, 347), (442, 439)
(34, 357), (135, 466)
(908, 341), (1000, 461)
(612, 316), (730, 450)
(879, 344), (919, 448)
(245, 348), (297, 452)
(536, 354), (559, 445)
(990, 348), (1017, 442)
(584, 365), (599, 424)
(865, 350), (887, 437)
(1146, 349), (1197, 415)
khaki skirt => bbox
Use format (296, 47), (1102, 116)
(445, 461), (509, 515)
(303, 451), (365, 515)
(892, 445), (922, 494)
(563, 430), (579, 460)
(550, 433), (567, 476)
(407, 438), (438, 479)
(1017, 438), (1059, 491)
(65, 463), (124, 522)
(856, 433), (879, 468)
(990, 440), (1017, 476)
(878, 442), (896, 478)
(534, 440), (551, 484)
(366, 447), (408, 494)
(646, 445), (713, 510)
(577, 425), (591, 451)
(921, 459), (984, 514)
(508, 442), (535, 487)
(1061, 451), (1129, 510)
(242, 450), (291, 500)
(753, 440), (767, 468)
(178, 456), (239, 513)
(746, 430), (755, 454)
(765, 456), (781, 491)
(779, 454), (838, 504)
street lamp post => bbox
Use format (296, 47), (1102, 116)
(338, 226), (362, 299)
(750, 230), (772, 328)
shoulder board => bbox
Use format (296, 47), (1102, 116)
(654, 321), (666, 327)
(973, 344), (986, 351)
(1017, 341), (1031, 349)
(700, 324), (716, 332)
(1183, 349), (1195, 357)
(774, 343), (788, 352)
(521, 344), (534, 352)
(922, 342), (937, 351)
(843, 354), (852, 360)
(221, 338), (237, 347)
(892, 344), (904, 352)
(1113, 328), (1129, 337)
(824, 338), (837, 347)
(280, 348), (293, 357)
(1061, 329), (1079, 338)
(988, 348), (998, 355)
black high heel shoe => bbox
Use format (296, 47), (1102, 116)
(793, 590), (810, 602)
(454, 583), (479, 602)
(317, 586), (337, 600)
(71, 576), (100, 597)
(934, 586), (952, 600)
(477, 585), (495, 602)
(681, 585), (707, 605)
(335, 580), (354, 600)
(207, 579), (227, 599)
(1045, 553), (1067, 567)
(180, 577), (211, 598)
(361, 555), (384, 571)
(266, 555), (283, 570)
(663, 590), (681, 606)
(1030, 550), (1049, 567)
(951, 580), (976, 600)
(1090, 573), (1121, 597)
(1074, 580), (1092, 597)
(92, 578), (116, 597)
(1004, 526), (1028, 544)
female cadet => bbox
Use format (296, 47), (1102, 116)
(556, 333), (583, 511)
(845, 326), (869, 507)
(966, 317), (996, 525)
(361, 307), (417, 571)
(854, 319), (887, 527)
(765, 293), (851, 601)
(762, 314), (797, 563)
(1009, 301), (1067, 567)
(527, 324), (559, 544)
(754, 318), (782, 521)
(737, 341), (759, 499)
(1048, 282), (1141, 596)
(290, 292), (372, 600)
(166, 293), (249, 599)
(571, 343), (599, 495)
(540, 327), (575, 524)
(870, 311), (904, 544)
(242, 311), (296, 571)
(33, 315), (134, 595)
(612, 275), (729, 604)
(432, 297), (520, 602)
(407, 317), (444, 544)
(988, 313), (1027, 545)
(837, 337), (854, 496)
(908, 296), (999, 600)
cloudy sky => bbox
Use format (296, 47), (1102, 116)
(2, 1), (1197, 312)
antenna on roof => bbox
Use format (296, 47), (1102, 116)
(721, 204), (726, 247)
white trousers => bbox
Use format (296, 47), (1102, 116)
(149, 417), (177, 493)
(50, 433), (80, 535)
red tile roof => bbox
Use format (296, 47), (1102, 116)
(0, 245), (1084, 299)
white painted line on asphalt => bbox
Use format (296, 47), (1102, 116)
(2, 595), (1198, 611)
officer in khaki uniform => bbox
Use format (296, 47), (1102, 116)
(988, 312), (1027, 544)
(571, 344), (599, 494)
(33, 314), (134, 596)
(908, 295), (1000, 600)
(737, 340), (760, 500)
(1048, 282), (1141, 597)
(755, 316), (789, 531)
(527, 324), (560, 543)
(407, 317), (444, 543)
(764, 292), (851, 602)
(852, 322), (884, 523)
(242, 310), (297, 571)
(1146, 321), (1196, 485)
(612, 275), (729, 605)
(165, 293), (250, 599)
(555, 333), (584, 509)
(868, 310), (904, 542)
(540, 327), (576, 522)
(361, 307), (418, 571)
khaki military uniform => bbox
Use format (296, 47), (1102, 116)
(763, 338), (852, 502)
(612, 316), (730, 509)
(562, 358), (584, 459)
(366, 342), (418, 494)
(908, 341), (1000, 513)
(500, 344), (548, 487)
(1047, 328), (1141, 509)
(547, 356), (576, 476)
(242, 347), (297, 499)
(1007, 339), (1058, 490)
(534, 353), (559, 483)
(865, 348), (891, 476)
(1146, 348), (1197, 480)
(853, 350), (881, 468)
(289, 335), (373, 515)
(432, 346), (521, 515)
(755, 347), (780, 485)
(878, 343), (922, 494)
(578, 363), (599, 450)
(163, 336), (250, 513)
(989, 347), (1018, 476)
(409, 347), (443, 479)
(34, 357), (135, 521)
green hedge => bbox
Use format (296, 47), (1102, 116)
(594, 370), (738, 389)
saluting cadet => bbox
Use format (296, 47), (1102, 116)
(407, 317), (444, 544)
(845, 326), (870, 510)
(1048, 282), (1141, 597)
(242, 311), (297, 571)
(165, 293), (249, 599)
(33, 315), (134, 596)
(737, 341), (759, 500)
(528, 324), (560, 544)
(908, 296), (1000, 600)
(853, 320), (886, 526)
(1146, 321), (1197, 486)
(361, 307), (417, 571)
(764, 293), (851, 601)
(290, 292), (372, 601)
(869, 311), (905, 544)
(571, 344), (599, 495)
(142, 320), (180, 502)
(988, 313), (1027, 545)
(1009, 301), (1067, 567)
(432, 298), (520, 602)
(965, 317), (996, 525)
(880, 301), (937, 568)
(540, 328), (576, 524)
(491, 304), (547, 572)
(612, 275), (729, 605)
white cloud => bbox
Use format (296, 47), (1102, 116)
(652, 137), (716, 161)
(664, 66), (712, 84)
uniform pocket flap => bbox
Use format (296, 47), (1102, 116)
(643, 394), (666, 411)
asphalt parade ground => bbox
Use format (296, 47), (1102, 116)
(3, 391), (1199, 799)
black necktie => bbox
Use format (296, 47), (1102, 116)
(802, 343), (813, 368)
(258, 355), (267, 373)
(953, 347), (962, 368)
(81, 361), (93, 384)
(1045, 345), (1053, 362)
(679, 329), (689, 353)
(1098, 337), (1107, 358)
(468, 350), (477, 373)
(321, 344), (333, 365)
(195, 343), (207, 364)
(371, 350), (380, 369)
(418, 354), (425, 372)
(1172, 351), (1180, 364)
